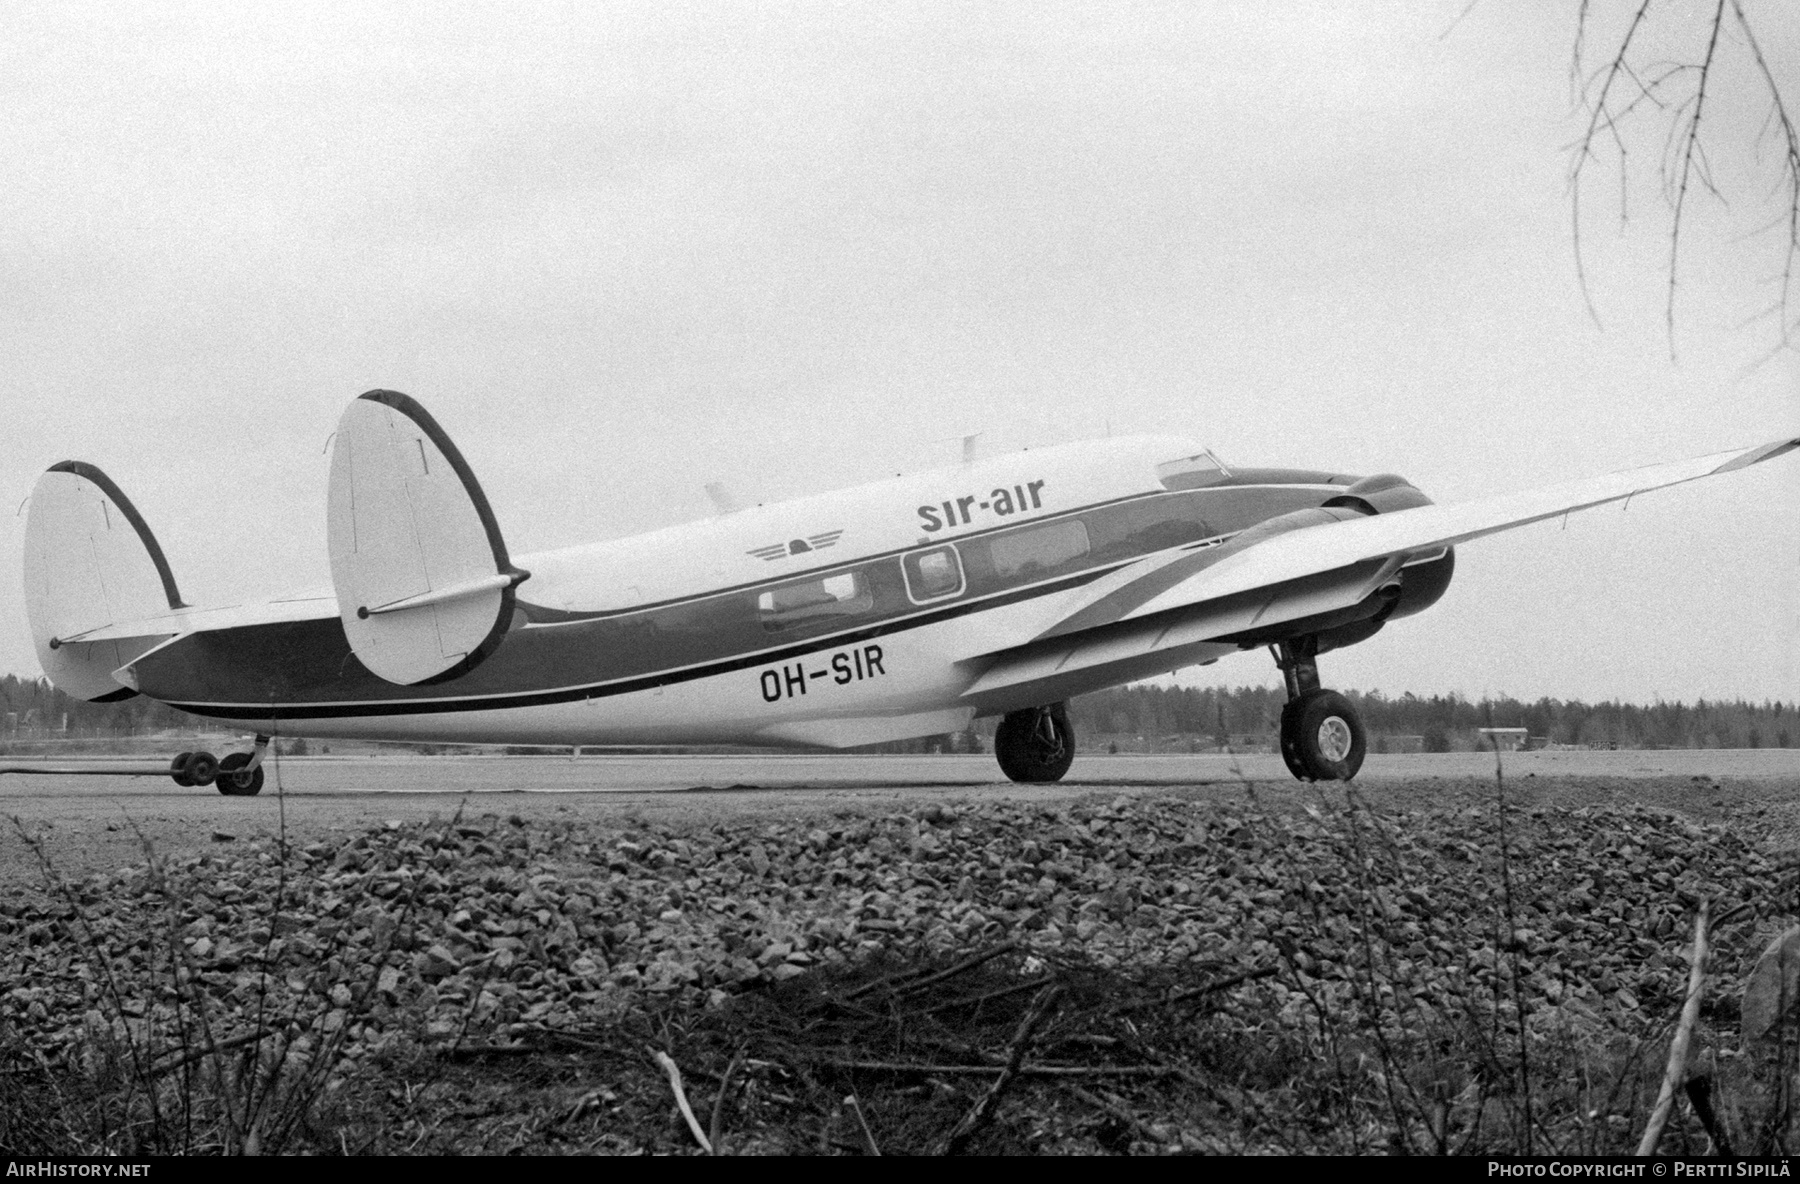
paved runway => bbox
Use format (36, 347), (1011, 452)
(5, 747), (1800, 798)
(5, 748), (1799, 892)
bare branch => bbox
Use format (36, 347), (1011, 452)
(1567, 0), (1800, 361)
(1440, 0), (1485, 42)
(1568, 0), (1656, 330)
(1732, 0), (1800, 353)
(1570, 0), (1591, 104)
(1662, 0), (1729, 356)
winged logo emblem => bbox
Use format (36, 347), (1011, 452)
(748, 530), (844, 561)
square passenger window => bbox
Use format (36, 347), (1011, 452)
(987, 518), (1090, 579)
(902, 545), (964, 602)
(757, 571), (872, 630)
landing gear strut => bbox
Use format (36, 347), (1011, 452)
(995, 702), (1075, 783)
(1273, 637), (1365, 782)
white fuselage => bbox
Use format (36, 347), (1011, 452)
(179, 434), (1244, 747)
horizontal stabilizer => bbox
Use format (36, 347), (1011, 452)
(58, 594), (338, 647)
(327, 390), (527, 686)
(23, 462), (185, 701)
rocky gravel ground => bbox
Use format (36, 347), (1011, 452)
(4, 782), (1799, 1154)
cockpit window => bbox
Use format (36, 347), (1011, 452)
(1156, 450), (1232, 491)
(902, 545), (965, 603)
(757, 570), (873, 631)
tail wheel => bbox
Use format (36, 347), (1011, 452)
(184, 750), (218, 788)
(169, 751), (196, 787)
(1279, 689), (1366, 781)
(995, 703), (1075, 783)
(215, 751), (264, 797)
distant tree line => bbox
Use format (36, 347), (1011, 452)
(1061, 685), (1800, 752)
(0, 674), (192, 738)
(5, 672), (1795, 753)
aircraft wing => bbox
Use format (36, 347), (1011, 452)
(962, 436), (1800, 708)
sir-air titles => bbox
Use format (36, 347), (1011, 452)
(917, 479), (1047, 532)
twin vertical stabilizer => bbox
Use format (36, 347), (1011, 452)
(22, 462), (185, 701)
(326, 390), (527, 685)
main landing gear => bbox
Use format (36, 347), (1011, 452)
(995, 702), (1075, 783)
(1273, 637), (1366, 782)
(170, 735), (270, 796)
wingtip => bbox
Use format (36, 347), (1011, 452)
(1711, 438), (1800, 475)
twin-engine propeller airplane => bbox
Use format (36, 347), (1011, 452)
(18, 391), (1799, 795)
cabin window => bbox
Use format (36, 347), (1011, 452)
(987, 518), (1091, 580)
(757, 570), (873, 631)
(902, 545), (964, 603)
(1092, 497), (1211, 563)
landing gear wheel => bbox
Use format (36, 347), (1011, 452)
(183, 751), (218, 788)
(170, 751), (197, 787)
(215, 751), (264, 797)
(1279, 689), (1365, 782)
(995, 703), (1075, 783)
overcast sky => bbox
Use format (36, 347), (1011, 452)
(4, 1), (1796, 705)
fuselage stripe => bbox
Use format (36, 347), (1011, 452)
(163, 563), (1126, 720)
(516, 488), (1317, 623)
(152, 476), (1336, 722)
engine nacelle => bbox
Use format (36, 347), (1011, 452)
(1224, 472), (1454, 653)
(1321, 472), (1435, 517)
(1212, 472), (1434, 561)
(1307, 547), (1454, 652)
(1381, 546), (1455, 622)
(1215, 503), (1370, 554)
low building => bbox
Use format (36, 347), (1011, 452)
(1476, 727), (1530, 751)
